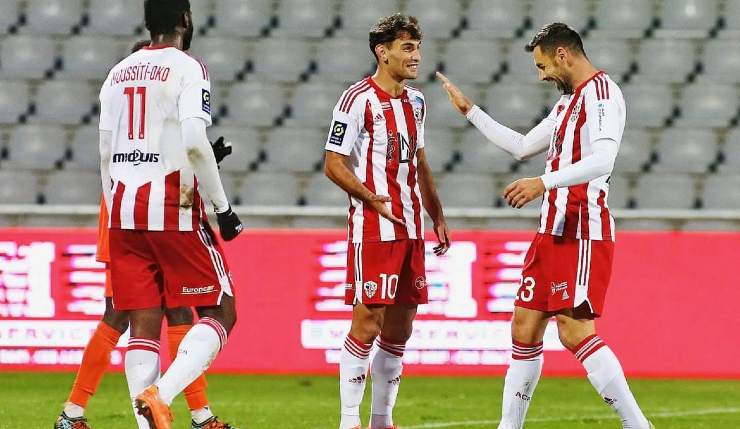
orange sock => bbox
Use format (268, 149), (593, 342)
(67, 321), (122, 407)
(167, 324), (209, 410)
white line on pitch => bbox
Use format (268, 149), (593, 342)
(402, 407), (740, 428)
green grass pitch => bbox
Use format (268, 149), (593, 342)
(3, 372), (739, 428)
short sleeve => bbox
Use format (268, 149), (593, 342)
(178, 58), (212, 126)
(585, 85), (624, 144)
(324, 93), (364, 156)
(98, 75), (113, 131)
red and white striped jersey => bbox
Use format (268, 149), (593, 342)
(98, 45), (212, 231)
(325, 78), (426, 243)
(539, 71), (625, 241)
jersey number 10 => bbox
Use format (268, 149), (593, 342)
(124, 86), (147, 140)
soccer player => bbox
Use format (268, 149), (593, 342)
(98, 1), (242, 428)
(55, 40), (236, 429)
(324, 14), (450, 429)
(437, 23), (653, 429)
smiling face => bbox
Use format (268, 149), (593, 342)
(533, 45), (574, 94)
(377, 32), (422, 80)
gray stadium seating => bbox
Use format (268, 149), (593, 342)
(699, 40), (740, 83)
(0, 170), (39, 204)
(223, 82), (286, 127)
(442, 40), (503, 84)
(336, 0), (402, 37)
(189, 37), (249, 82)
(314, 39), (374, 84)
(463, 0), (527, 39)
(274, 0), (335, 38)
(239, 172), (300, 205)
(655, 0), (719, 39)
(635, 39), (698, 83)
(653, 128), (718, 174)
(405, 0), (463, 39)
(621, 84), (674, 128)
(251, 37), (311, 83)
(43, 171), (101, 204)
(213, 0), (272, 37)
(675, 84), (737, 128)
(459, 128), (514, 174)
(702, 175), (740, 209)
(262, 127), (325, 173)
(591, 0), (654, 39)
(33, 80), (94, 125)
(59, 36), (123, 80)
(530, 0), (591, 33)
(483, 83), (546, 129)
(437, 173), (496, 207)
(0, 80), (29, 124)
(87, 0), (142, 35)
(635, 174), (697, 209)
(207, 126), (262, 173)
(24, 0), (83, 35)
(5, 125), (67, 170)
(0, 36), (56, 79)
(287, 83), (344, 127)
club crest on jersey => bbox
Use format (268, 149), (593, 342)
(363, 281), (378, 299)
(329, 121), (348, 145)
(202, 89), (211, 114)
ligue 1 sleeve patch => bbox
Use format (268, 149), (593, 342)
(202, 89), (211, 114)
(329, 120), (348, 146)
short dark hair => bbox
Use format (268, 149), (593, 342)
(144, 0), (191, 36)
(525, 23), (585, 56)
(369, 14), (423, 61)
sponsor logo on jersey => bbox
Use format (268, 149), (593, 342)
(415, 276), (426, 290)
(329, 120), (348, 145)
(112, 149), (160, 165)
(181, 285), (216, 295)
(363, 280), (378, 299)
(202, 89), (211, 114)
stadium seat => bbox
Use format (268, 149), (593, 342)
(24, 0), (83, 35)
(251, 37), (311, 83)
(483, 83), (546, 129)
(213, 0), (272, 37)
(583, 39), (633, 78)
(33, 81), (94, 125)
(422, 83), (477, 128)
(698, 40), (740, 83)
(5, 125), (67, 170)
(239, 172), (300, 205)
(675, 84), (737, 128)
(314, 39), (374, 84)
(634, 173), (697, 209)
(287, 83), (344, 127)
(720, 0), (740, 38)
(0, 1), (20, 35)
(274, 0), (335, 37)
(44, 171), (101, 204)
(209, 126), (263, 172)
(606, 174), (631, 209)
(530, 0), (591, 33)
(336, 0), (402, 37)
(87, 0), (142, 35)
(620, 84), (674, 128)
(423, 127), (457, 173)
(591, 0), (654, 38)
(0, 170), (39, 204)
(405, 0), (463, 39)
(262, 127), (325, 173)
(635, 39), (698, 83)
(615, 129), (652, 174)
(653, 128), (718, 173)
(0, 36), (56, 79)
(437, 173), (496, 207)
(701, 175), (740, 209)
(0, 80), (30, 124)
(59, 36), (123, 80)
(303, 173), (349, 206)
(68, 126), (100, 171)
(188, 37), (249, 82)
(719, 129), (740, 173)
(223, 82), (287, 127)
(442, 40), (503, 84)
(459, 128), (513, 174)
(463, 0), (527, 39)
(655, 0), (719, 38)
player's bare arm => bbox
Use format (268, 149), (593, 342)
(324, 151), (405, 225)
(416, 148), (450, 255)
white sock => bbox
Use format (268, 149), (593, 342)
(125, 337), (161, 429)
(339, 334), (372, 429)
(370, 336), (406, 429)
(574, 336), (650, 429)
(156, 317), (227, 405)
(498, 341), (543, 429)
(63, 402), (85, 418)
(191, 406), (214, 424)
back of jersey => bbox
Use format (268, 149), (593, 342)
(99, 46), (212, 232)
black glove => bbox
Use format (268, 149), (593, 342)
(216, 205), (243, 241)
(210, 136), (233, 166)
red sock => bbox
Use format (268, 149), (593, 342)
(167, 324), (209, 410)
(67, 321), (121, 407)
